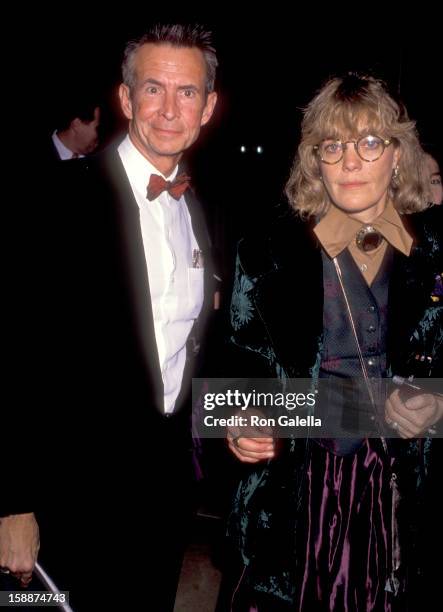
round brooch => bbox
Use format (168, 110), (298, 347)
(355, 225), (383, 252)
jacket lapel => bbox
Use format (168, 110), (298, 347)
(100, 151), (214, 412)
(102, 150), (164, 411)
(184, 187), (214, 323)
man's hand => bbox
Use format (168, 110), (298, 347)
(385, 388), (443, 438)
(0, 513), (39, 587)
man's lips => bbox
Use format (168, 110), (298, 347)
(153, 126), (182, 135)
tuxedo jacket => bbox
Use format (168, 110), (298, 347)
(2, 145), (215, 516)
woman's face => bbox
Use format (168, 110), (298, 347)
(424, 154), (442, 205)
(319, 130), (400, 224)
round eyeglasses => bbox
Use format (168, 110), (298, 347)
(314, 135), (392, 164)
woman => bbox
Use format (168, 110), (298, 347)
(423, 150), (442, 205)
(225, 74), (442, 611)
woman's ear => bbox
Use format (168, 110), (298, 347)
(393, 145), (401, 169)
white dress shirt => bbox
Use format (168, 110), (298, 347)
(118, 135), (204, 413)
(52, 131), (84, 160)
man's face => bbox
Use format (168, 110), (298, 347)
(119, 43), (217, 175)
(75, 107), (100, 155)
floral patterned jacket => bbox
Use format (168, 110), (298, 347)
(226, 205), (442, 600)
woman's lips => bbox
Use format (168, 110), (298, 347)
(339, 182), (367, 188)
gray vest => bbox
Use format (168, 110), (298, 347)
(317, 246), (393, 446)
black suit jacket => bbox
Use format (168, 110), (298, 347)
(2, 143), (216, 608)
(43, 133), (76, 164)
(3, 145), (214, 515)
(46, 135), (63, 162)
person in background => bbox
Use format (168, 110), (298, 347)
(423, 150), (442, 205)
(49, 93), (101, 161)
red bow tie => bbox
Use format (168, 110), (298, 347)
(146, 172), (191, 201)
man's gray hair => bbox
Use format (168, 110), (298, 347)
(122, 24), (218, 95)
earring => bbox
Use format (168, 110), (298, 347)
(392, 165), (399, 180)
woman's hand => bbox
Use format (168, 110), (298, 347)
(227, 408), (276, 463)
(228, 434), (276, 463)
(385, 388), (443, 438)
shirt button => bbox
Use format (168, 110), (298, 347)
(367, 325), (376, 333)
(368, 305), (375, 313)
(360, 263), (368, 272)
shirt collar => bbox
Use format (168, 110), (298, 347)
(52, 131), (78, 160)
(314, 200), (413, 258)
(117, 134), (178, 199)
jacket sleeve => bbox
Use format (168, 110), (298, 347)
(225, 245), (278, 379)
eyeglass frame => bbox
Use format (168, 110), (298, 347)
(313, 136), (392, 164)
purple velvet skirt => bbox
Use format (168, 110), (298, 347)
(244, 439), (396, 612)
(294, 439), (394, 611)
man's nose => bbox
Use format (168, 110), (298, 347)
(160, 91), (179, 120)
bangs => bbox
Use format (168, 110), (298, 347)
(312, 102), (388, 142)
(290, 74), (427, 216)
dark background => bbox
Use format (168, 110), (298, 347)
(25, 11), (441, 292)
(4, 12), (440, 605)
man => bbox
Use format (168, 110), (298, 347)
(1, 23), (218, 611)
(49, 95), (101, 161)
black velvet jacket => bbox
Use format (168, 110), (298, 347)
(226, 205), (442, 599)
(230, 206), (442, 381)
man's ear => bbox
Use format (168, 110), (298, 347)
(201, 91), (217, 127)
(119, 84), (133, 120)
(70, 117), (82, 133)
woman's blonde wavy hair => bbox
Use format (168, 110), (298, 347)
(286, 73), (430, 218)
